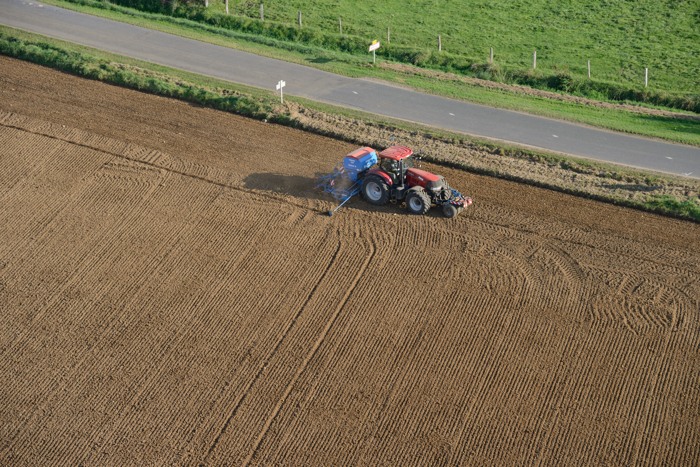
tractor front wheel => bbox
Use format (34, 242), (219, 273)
(362, 176), (390, 206)
(406, 189), (431, 215)
(442, 203), (460, 218)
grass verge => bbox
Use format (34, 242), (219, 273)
(0, 27), (698, 222)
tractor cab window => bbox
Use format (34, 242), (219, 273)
(380, 158), (399, 175)
(403, 156), (415, 170)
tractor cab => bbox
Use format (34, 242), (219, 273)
(377, 145), (414, 185)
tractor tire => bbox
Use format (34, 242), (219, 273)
(406, 189), (431, 215)
(442, 203), (459, 218)
(362, 175), (390, 206)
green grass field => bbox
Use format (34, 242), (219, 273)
(217, 0), (699, 94)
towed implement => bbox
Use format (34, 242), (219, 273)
(317, 145), (472, 217)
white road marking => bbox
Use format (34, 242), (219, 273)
(666, 157), (673, 160)
(449, 112), (455, 116)
(552, 135), (559, 138)
(683, 172), (693, 176)
(352, 91), (358, 94)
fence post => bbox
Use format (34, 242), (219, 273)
(587, 60), (590, 79)
(438, 34), (442, 52)
(533, 50), (537, 69)
(387, 27), (390, 44)
(339, 17), (342, 34)
(489, 47), (493, 64)
(204, 0), (208, 7)
(260, 3), (264, 21)
(225, 0), (229, 15)
(645, 67), (648, 87)
(298, 11), (302, 28)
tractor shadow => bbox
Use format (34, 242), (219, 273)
(244, 172), (328, 202)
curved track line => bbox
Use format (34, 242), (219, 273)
(241, 240), (376, 466)
(202, 236), (342, 463)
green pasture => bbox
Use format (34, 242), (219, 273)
(217, 0), (699, 94)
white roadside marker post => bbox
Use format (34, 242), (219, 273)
(276, 80), (286, 104)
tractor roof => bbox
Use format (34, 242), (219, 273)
(346, 147), (377, 160)
(378, 145), (413, 161)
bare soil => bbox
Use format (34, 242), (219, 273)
(1, 57), (699, 465)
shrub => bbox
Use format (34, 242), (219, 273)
(646, 195), (700, 221)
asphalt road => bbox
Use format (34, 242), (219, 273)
(1, 0), (698, 178)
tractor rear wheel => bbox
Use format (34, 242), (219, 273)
(362, 175), (390, 206)
(442, 203), (459, 218)
(406, 189), (431, 215)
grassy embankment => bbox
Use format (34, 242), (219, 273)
(0, 27), (698, 221)
(41, 0), (700, 146)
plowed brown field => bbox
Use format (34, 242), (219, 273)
(1, 57), (699, 466)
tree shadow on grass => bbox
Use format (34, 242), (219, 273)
(307, 57), (334, 64)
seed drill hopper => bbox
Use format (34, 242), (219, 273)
(316, 147), (378, 216)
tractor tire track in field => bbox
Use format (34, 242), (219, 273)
(241, 240), (376, 466)
(199, 231), (376, 465)
(201, 236), (342, 463)
(87, 200), (335, 466)
(1, 59), (699, 466)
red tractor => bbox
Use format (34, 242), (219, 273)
(360, 145), (472, 218)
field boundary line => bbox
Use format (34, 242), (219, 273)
(202, 237), (342, 463)
(241, 240), (376, 466)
